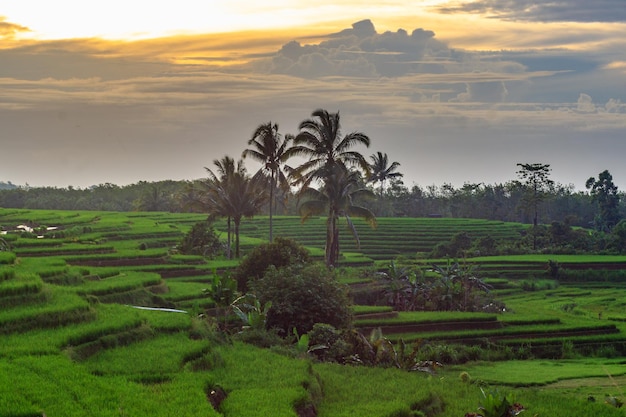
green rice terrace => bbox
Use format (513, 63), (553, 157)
(2, 208), (626, 416)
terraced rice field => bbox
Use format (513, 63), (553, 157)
(234, 216), (528, 260)
(3, 208), (626, 416)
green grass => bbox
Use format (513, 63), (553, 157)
(77, 271), (163, 296)
(0, 287), (92, 334)
(210, 342), (319, 417)
(0, 354), (219, 417)
(0, 304), (142, 356)
(232, 216), (528, 260)
(82, 332), (211, 378)
(459, 358), (626, 386)
(355, 311), (497, 326)
(0, 272), (43, 297)
(3, 207), (626, 416)
(162, 281), (212, 302)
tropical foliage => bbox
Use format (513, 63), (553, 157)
(232, 237), (310, 292)
(287, 108), (371, 189)
(201, 156), (268, 258)
(298, 164), (377, 266)
(378, 260), (494, 312)
(177, 220), (223, 258)
(252, 263), (352, 335)
(287, 109), (375, 266)
(367, 151), (403, 197)
(242, 122), (293, 242)
(586, 169), (621, 232)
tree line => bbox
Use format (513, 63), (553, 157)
(1, 109), (624, 261)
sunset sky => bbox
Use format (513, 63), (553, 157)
(1, 0), (625, 190)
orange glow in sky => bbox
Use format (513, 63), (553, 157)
(2, 1), (450, 40)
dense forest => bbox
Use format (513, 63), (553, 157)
(0, 174), (623, 228)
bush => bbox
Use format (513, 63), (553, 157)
(233, 237), (310, 292)
(252, 263), (352, 336)
(430, 232), (472, 258)
(307, 323), (351, 362)
(178, 220), (223, 258)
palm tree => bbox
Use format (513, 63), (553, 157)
(135, 183), (169, 211)
(242, 122), (293, 242)
(202, 156), (241, 258)
(288, 109), (372, 266)
(287, 109), (371, 189)
(298, 164), (376, 267)
(367, 151), (403, 197)
(204, 157), (268, 258)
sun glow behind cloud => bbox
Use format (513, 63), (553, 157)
(5, 0), (621, 54)
(1, 0), (451, 41)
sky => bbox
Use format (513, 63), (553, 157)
(1, 0), (625, 191)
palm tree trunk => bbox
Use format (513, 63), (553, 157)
(326, 214), (339, 267)
(234, 217), (241, 258)
(227, 216), (232, 259)
(269, 171), (275, 242)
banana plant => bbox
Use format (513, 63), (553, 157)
(475, 388), (525, 417)
(380, 261), (424, 311)
(202, 272), (239, 330)
(231, 294), (272, 331)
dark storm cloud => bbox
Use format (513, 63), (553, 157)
(436, 0), (626, 23)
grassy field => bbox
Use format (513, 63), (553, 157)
(2, 207), (626, 416)
(233, 216), (528, 260)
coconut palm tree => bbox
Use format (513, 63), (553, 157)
(242, 122), (293, 242)
(367, 151), (403, 197)
(221, 170), (268, 258)
(202, 156), (241, 258)
(287, 109), (371, 189)
(298, 164), (376, 267)
(288, 109), (372, 266)
(203, 156), (268, 258)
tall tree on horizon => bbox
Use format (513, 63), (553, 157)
(517, 163), (554, 250)
(287, 109), (371, 189)
(586, 169), (621, 232)
(367, 151), (403, 197)
(203, 156), (241, 258)
(242, 122), (293, 242)
(288, 109), (373, 267)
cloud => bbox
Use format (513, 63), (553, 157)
(0, 19), (625, 190)
(436, 0), (626, 23)
(257, 19), (452, 78)
(0, 17), (30, 39)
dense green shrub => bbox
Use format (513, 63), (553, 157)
(307, 323), (351, 363)
(608, 219), (626, 252)
(252, 263), (351, 336)
(430, 232), (472, 258)
(178, 220), (223, 258)
(233, 237), (310, 292)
